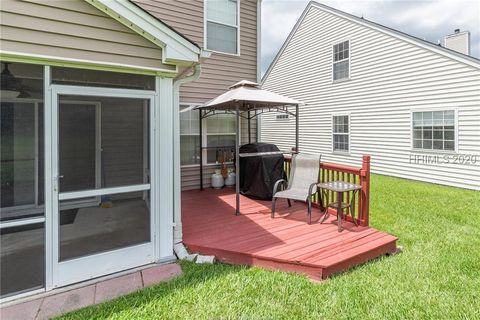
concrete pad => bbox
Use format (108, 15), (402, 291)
(142, 263), (182, 287)
(36, 285), (95, 320)
(0, 298), (42, 320)
(94, 272), (143, 304)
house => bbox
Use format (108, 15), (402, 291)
(0, 0), (260, 301)
(260, 1), (480, 190)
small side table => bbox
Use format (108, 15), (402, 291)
(317, 181), (362, 232)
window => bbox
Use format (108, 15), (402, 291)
(333, 115), (349, 152)
(412, 110), (455, 151)
(180, 106), (236, 165)
(205, 0), (239, 54)
(333, 40), (350, 81)
(180, 106), (200, 165)
(206, 113), (236, 163)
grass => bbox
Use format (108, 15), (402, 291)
(59, 174), (480, 320)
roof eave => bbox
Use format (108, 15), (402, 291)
(263, 0), (480, 82)
(310, 1), (480, 69)
(85, 0), (201, 65)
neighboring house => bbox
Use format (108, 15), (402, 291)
(261, 1), (480, 190)
(0, 0), (259, 301)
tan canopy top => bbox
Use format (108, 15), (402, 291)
(195, 80), (303, 111)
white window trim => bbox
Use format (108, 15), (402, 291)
(180, 104), (201, 167)
(331, 39), (351, 83)
(204, 0), (241, 56)
(180, 103), (236, 167)
(410, 108), (459, 154)
(331, 113), (351, 155)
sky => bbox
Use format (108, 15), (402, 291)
(261, 0), (480, 74)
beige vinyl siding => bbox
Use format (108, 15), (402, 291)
(133, 0), (259, 190)
(133, 0), (258, 102)
(262, 5), (480, 190)
(0, 0), (175, 71)
(181, 165), (226, 191)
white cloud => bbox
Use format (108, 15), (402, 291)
(261, 0), (480, 74)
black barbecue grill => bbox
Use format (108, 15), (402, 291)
(239, 143), (285, 200)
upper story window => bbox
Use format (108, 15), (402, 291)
(333, 115), (349, 152)
(205, 0), (239, 55)
(412, 110), (456, 151)
(333, 40), (350, 81)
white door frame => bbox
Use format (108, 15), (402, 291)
(46, 84), (158, 288)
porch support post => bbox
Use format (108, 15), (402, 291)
(235, 104), (240, 215)
(295, 104), (299, 152)
(44, 65), (54, 290)
(158, 76), (174, 259)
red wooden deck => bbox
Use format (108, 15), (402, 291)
(182, 188), (398, 280)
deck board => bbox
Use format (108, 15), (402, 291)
(182, 188), (397, 280)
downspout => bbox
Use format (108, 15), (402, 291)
(172, 63), (201, 247)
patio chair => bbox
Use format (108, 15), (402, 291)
(271, 153), (322, 224)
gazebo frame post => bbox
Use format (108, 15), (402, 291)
(247, 110), (251, 143)
(235, 104), (241, 215)
(295, 104), (299, 152)
(199, 109), (203, 190)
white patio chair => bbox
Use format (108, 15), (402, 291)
(271, 153), (322, 224)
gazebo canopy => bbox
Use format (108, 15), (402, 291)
(194, 80), (302, 216)
(196, 80), (303, 111)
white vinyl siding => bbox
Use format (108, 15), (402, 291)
(205, 0), (239, 54)
(261, 5), (480, 190)
(333, 40), (350, 81)
(333, 115), (349, 152)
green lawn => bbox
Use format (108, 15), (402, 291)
(59, 174), (480, 320)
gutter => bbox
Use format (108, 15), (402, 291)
(172, 63), (201, 248)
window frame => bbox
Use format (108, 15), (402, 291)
(332, 113), (351, 154)
(179, 103), (236, 167)
(410, 108), (458, 154)
(204, 0), (241, 56)
(331, 39), (351, 83)
(179, 104), (202, 168)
